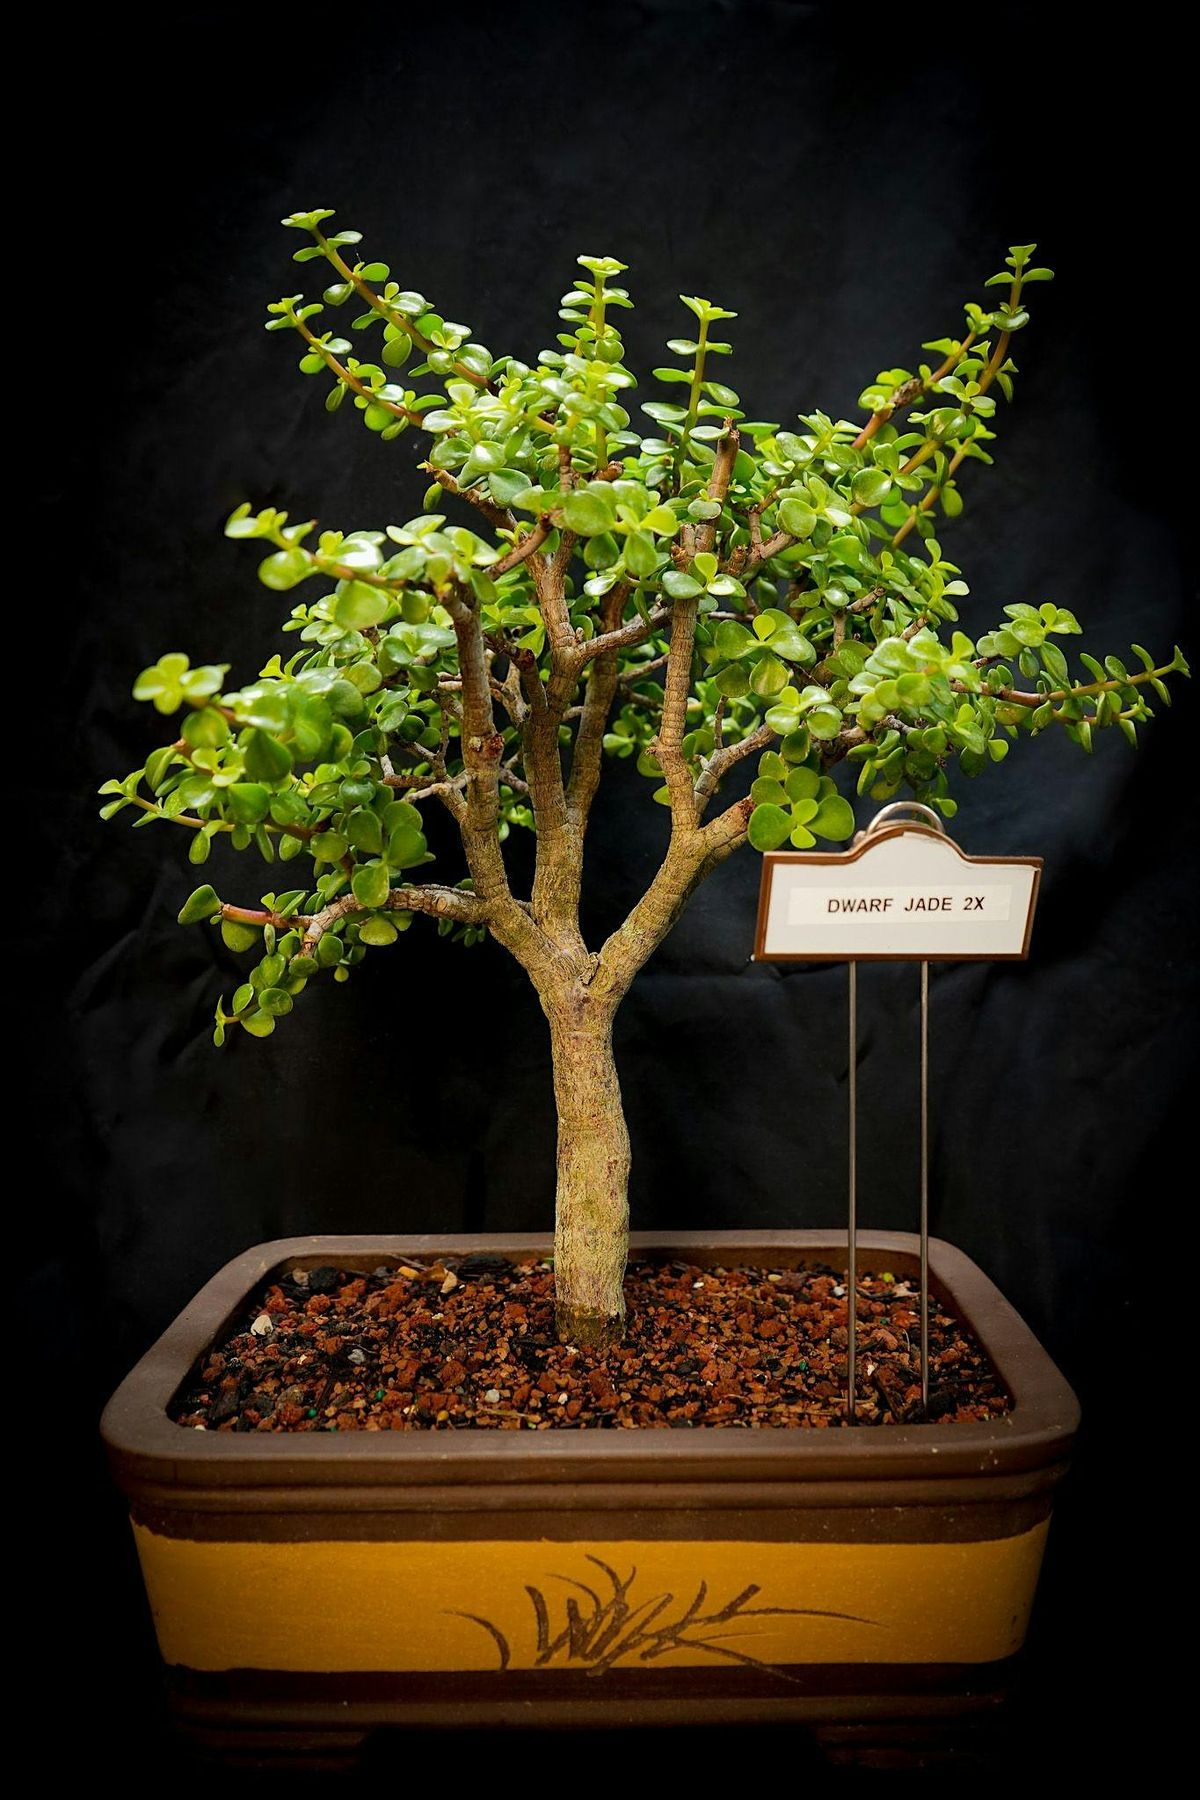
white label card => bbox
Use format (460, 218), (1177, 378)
(755, 825), (1040, 961)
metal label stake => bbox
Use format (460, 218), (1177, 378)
(753, 799), (1043, 1427)
(847, 956), (930, 1420)
(847, 960), (858, 1421)
(928, 957), (935, 1418)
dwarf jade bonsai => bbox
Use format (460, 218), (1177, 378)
(102, 217), (1186, 1343)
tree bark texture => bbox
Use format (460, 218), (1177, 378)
(546, 993), (630, 1345)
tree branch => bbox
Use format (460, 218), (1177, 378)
(743, 436), (939, 573)
(424, 465), (509, 527)
(574, 605), (672, 666)
(566, 584), (629, 828)
(851, 334), (977, 449)
(126, 793), (315, 842)
(491, 520), (551, 575)
(513, 646), (576, 936)
(959, 661), (1174, 711)
(311, 225), (493, 392)
(300, 883), (486, 952)
(291, 313), (425, 424)
(219, 902), (297, 931)
(443, 585), (512, 905)
(891, 324), (1011, 547)
(694, 721), (774, 813)
(653, 423), (740, 830)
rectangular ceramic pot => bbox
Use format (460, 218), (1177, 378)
(102, 1230), (1078, 1760)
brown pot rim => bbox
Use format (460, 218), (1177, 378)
(101, 1231), (1078, 1499)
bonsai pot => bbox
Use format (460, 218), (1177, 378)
(102, 1229), (1077, 1763)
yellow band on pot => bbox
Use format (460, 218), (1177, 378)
(133, 1520), (1049, 1672)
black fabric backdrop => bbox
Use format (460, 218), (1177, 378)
(28, 0), (1193, 1772)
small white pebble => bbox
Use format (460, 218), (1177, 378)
(348, 1348), (366, 1365)
(290, 1268), (310, 1288)
(193, 1423), (207, 1431)
(832, 1284), (846, 1298)
(484, 1388), (501, 1404)
(767, 1273), (782, 1282)
(557, 1392), (568, 1404)
(692, 1280), (704, 1289)
(250, 1312), (273, 1337)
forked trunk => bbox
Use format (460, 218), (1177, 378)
(546, 991), (630, 1346)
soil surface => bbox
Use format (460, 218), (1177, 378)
(173, 1256), (1010, 1432)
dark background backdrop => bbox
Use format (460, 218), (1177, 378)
(28, 0), (1191, 1774)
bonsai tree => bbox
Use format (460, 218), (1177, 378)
(101, 217), (1186, 1344)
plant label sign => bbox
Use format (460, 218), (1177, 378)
(753, 822), (1041, 962)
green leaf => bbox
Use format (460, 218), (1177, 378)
(242, 728), (293, 783)
(386, 823), (428, 869)
(351, 862), (391, 908)
(811, 795), (855, 840)
(851, 467), (893, 507)
(312, 830), (348, 864)
(221, 920), (260, 952)
(144, 746), (177, 791)
(178, 884), (221, 925)
(359, 916), (399, 946)
(257, 986), (294, 1017)
(334, 581), (390, 630)
(754, 609), (815, 665)
(662, 570), (703, 599)
(714, 620), (755, 660)
(316, 933), (344, 968)
(713, 663), (751, 697)
(487, 469), (534, 507)
(765, 696), (802, 735)
(258, 547), (312, 591)
(346, 807), (384, 855)
(240, 1011), (276, 1038)
(562, 489), (615, 535)
(383, 798), (423, 831)
(785, 767), (820, 802)
(750, 652), (788, 697)
(226, 782), (271, 825)
(747, 804), (793, 852)
(624, 530), (659, 578)
(777, 498), (816, 539)
(181, 708), (229, 751)
(806, 704), (843, 740)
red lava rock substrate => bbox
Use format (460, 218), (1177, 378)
(173, 1256), (1010, 1433)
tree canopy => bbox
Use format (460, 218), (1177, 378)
(101, 220), (1187, 1042)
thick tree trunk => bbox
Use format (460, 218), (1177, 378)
(546, 990), (630, 1346)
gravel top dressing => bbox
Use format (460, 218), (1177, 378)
(173, 1255), (1010, 1433)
